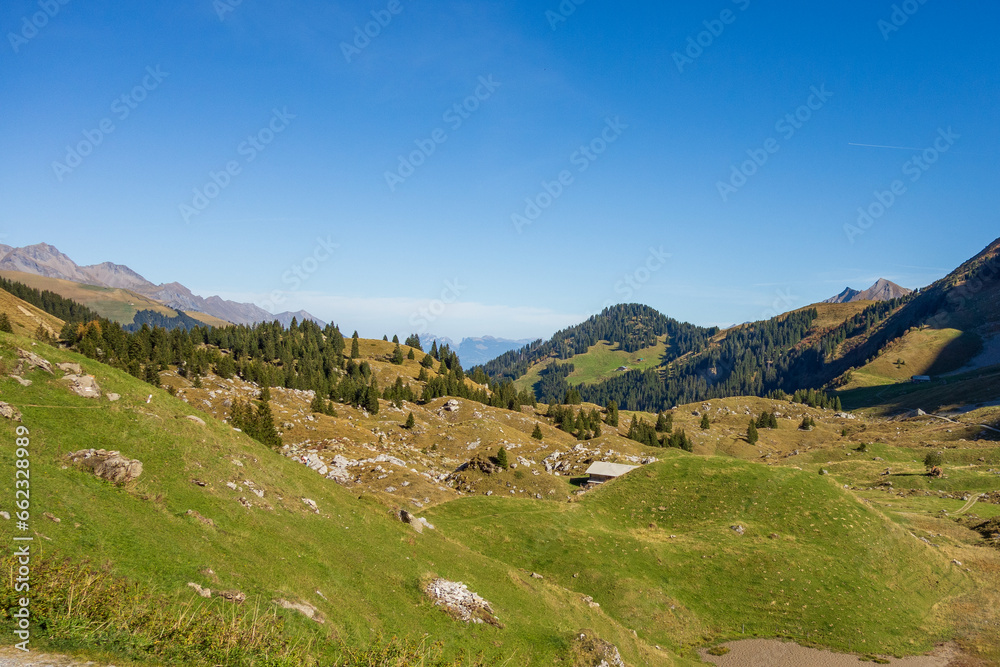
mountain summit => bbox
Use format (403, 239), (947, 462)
(824, 278), (911, 304)
(0, 243), (325, 326)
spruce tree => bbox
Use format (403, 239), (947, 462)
(0, 312), (13, 334)
(350, 335), (360, 359)
(407, 348), (416, 360)
(655, 412), (669, 432)
(532, 424), (543, 440)
(392, 334), (399, 344)
(700, 413), (711, 430)
(747, 420), (759, 444)
(606, 400), (619, 427)
(404, 412), (415, 429)
(391, 343), (404, 365)
(496, 446), (509, 469)
(365, 378), (380, 414)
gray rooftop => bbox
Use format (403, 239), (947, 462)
(585, 462), (639, 478)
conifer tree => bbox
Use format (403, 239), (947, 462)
(0, 313), (13, 334)
(404, 412), (415, 429)
(496, 446), (509, 469)
(700, 413), (711, 430)
(392, 334), (399, 344)
(405, 334), (422, 350)
(350, 334), (360, 359)
(531, 424), (543, 440)
(747, 420), (759, 444)
(365, 377), (380, 414)
(606, 400), (619, 427)
(421, 352), (435, 368)
(407, 348), (416, 360)
(417, 367), (429, 382)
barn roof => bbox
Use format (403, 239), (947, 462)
(585, 462), (639, 478)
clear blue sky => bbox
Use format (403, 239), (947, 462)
(2, 1), (997, 340)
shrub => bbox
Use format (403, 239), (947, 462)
(924, 451), (945, 469)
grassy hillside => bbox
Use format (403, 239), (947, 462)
(513, 337), (668, 394)
(0, 332), (686, 666)
(837, 327), (982, 390)
(0, 270), (230, 328)
(0, 288), (63, 338)
(426, 450), (969, 658)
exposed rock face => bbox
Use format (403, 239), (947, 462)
(62, 374), (102, 398)
(571, 631), (625, 667)
(185, 415), (206, 426)
(0, 402), (22, 422)
(67, 449), (143, 484)
(16, 348), (53, 374)
(275, 598), (325, 623)
(424, 578), (500, 626)
(57, 362), (83, 375)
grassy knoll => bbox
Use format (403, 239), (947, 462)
(426, 449), (970, 660)
(0, 333), (684, 666)
(838, 364), (1000, 414)
(513, 338), (667, 394)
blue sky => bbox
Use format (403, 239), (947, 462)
(1, 1), (997, 340)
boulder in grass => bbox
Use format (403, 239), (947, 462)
(67, 449), (143, 484)
(0, 402), (22, 422)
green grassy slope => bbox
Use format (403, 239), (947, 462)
(0, 334), (685, 666)
(426, 449), (970, 659)
(513, 337), (668, 394)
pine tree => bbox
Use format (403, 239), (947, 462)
(350, 334), (360, 359)
(404, 412), (415, 429)
(496, 446), (509, 469)
(700, 413), (711, 430)
(606, 400), (619, 427)
(421, 353), (435, 368)
(405, 334), (422, 350)
(532, 424), (543, 440)
(392, 334), (399, 344)
(365, 378), (380, 414)
(391, 343), (404, 365)
(655, 412), (669, 432)
(192, 374), (203, 389)
(0, 313), (13, 334)
(407, 348), (416, 360)
(310, 392), (326, 413)
(417, 367), (429, 382)
(747, 420), (759, 444)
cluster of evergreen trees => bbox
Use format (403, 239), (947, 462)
(625, 414), (691, 451)
(0, 277), (103, 323)
(546, 404), (602, 440)
(228, 386), (281, 447)
(482, 304), (717, 383)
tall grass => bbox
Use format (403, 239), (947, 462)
(1, 552), (479, 666)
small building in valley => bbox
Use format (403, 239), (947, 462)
(911, 375), (931, 383)
(585, 462), (638, 484)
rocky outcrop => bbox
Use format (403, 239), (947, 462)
(62, 374), (101, 398)
(67, 449), (143, 484)
(0, 402), (22, 422)
(16, 348), (53, 374)
(424, 578), (500, 626)
(275, 598), (325, 623)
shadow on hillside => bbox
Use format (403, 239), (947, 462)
(926, 331), (984, 375)
(569, 476), (589, 488)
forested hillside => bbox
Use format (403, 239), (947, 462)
(482, 304), (717, 382)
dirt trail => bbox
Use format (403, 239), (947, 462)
(699, 640), (962, 667)
(0, 649), (117, 666)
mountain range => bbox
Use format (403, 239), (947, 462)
(421, 334), (536, 367)
(823, 278), (912, 304)
(0, 243), (325, 327)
